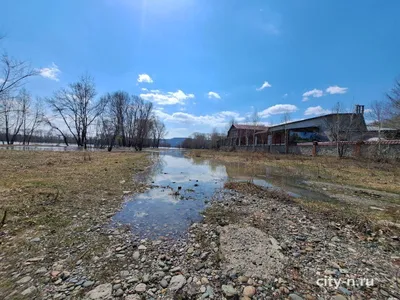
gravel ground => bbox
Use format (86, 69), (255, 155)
(9, 183), (398, 300)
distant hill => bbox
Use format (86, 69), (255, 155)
(162, 137), (186, 147)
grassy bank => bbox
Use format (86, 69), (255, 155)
(0, 150), (150, 298)
(189, 149), (400, 194)
(190, 150), (400, 233)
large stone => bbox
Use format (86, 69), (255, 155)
(169, 275), (186, 291)
(35, 267), (47, 274)
(132, 251), (140, 260)
(135, 283), (146, 293)
(222, 285), (237, 297)
(85, 283), (112, 299)
(120, 270), (129, 278)
(21, 286), (36, 296)
(218, 225), (287, 279)
(160, 279), (168, 288)
(243, 286), (256, 297)
(17, 276), (32, 284)
(289, 294), (304, 300)
(82, 280), (95, 287)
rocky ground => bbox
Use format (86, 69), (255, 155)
(2, 150), (400, 300)
(7, 182), (398, 300)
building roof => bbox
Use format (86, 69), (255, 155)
(231, 124), (268, 130)
(255, 130), (269, 135)
(366, 125), (398, 131)
(268, 113), (367, 132)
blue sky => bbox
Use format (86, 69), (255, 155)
(1, 0), (400, 138)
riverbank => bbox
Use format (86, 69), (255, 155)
(187, 149), (400, 194)
(187, 149), (400, 231)
(0, 150), (151, 299)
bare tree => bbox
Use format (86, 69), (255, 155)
(251, 109), (261, 149)
(109, 91), (130, 146)
(0, 55), (38, 98)
(47, 75), (106, 149)
(18, 91), (44, 145)
(136, 101), (153, 150)
(182, 132), (210, 149)
(151, 117), (167, 148)
(325, 102), (365, 158)
(0, 89), (31, 144)
(386, 78), (400, 128)
(43, 117), (70, 146)
(369, 99), (388, 155)
(210, 128), (220, 149)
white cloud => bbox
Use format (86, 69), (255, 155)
(326, 85), (348, 95)
(140, 89), (194, 105)
(208, 91), (221, 99)
(283, 93), (288, 98)
(304, 106), (330, 116)
(256, 81), (272, 91)
(154, 110), (245, 127)
(259, 104), (298, 118)
(364, 108), (373, 114)
(302, 89), (323, 101)
(137, 74), (153, 83)
(39, 63), (61, 81)
(141, 88), (148, 91)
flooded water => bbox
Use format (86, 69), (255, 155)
(112, 149), (329, 240)
(0, 144), (97, 151)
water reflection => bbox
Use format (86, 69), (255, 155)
(113, 149), (227, 239)
(0, 144), (98, 151)
(112, 149), (333, 240)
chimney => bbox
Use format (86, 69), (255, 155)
(354, 104), (365, 115)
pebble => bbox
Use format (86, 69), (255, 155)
(82, 281), (95, 288)
(17, 276), (32, 284)
(35, 267), (47, 274)
(85, 283), (112, 299)
(160, 279), (168, 288)
(170, 266), (181, 273)
(120, 270), (129, 278)
(169, 275), (186, 291)
(138, 245), (147, 250)
(115, 288), (124, 297)
(21, 286), (36, 296)
(289, 294), (304, 300)
(132, 251), (140, 260)
(243, 285), (256, 297)
(222, 285), (237, 297)
(201, 277), (209, 284)
(135, 283), (146, 293)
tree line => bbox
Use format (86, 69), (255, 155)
(0, 39), (166, 150)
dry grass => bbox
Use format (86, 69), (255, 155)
(0, 150), (151, 297)
(0, 150), (149, 232)
(188, 150), (400, 194)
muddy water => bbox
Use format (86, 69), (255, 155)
(112, 149), (331, 240)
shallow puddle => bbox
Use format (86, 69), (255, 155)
(112, 149), (332, 239)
